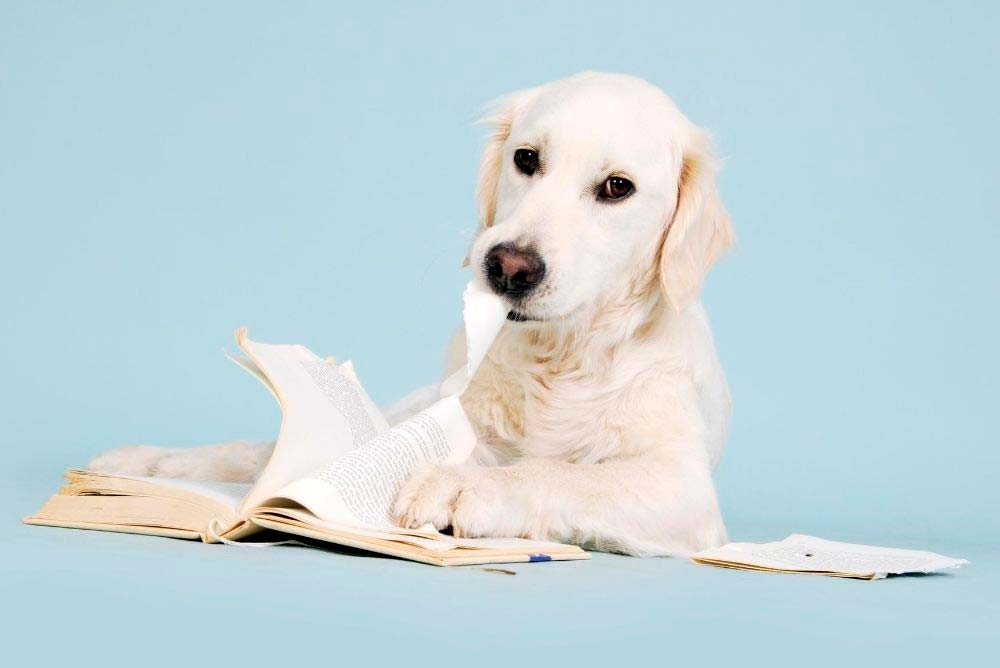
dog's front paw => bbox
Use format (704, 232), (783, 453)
(394, 466), (521, 538)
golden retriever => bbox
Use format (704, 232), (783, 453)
(91, 72), (734, 556)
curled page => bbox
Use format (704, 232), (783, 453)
(265, 396), (472, 527)
(266, 278), (508, 527)
(234, 329), (389, 516)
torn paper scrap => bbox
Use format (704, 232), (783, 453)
(440, 278), (509, 398)
(691, 534), (969, 579)
(461, 278), (510, 380)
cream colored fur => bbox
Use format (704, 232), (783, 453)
(90, 72), (734, 557)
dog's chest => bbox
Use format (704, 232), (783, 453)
(462, 355), (627, 464)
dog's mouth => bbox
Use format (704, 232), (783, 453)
(506, 301), (588, 326)
(507, 310), (540, 323)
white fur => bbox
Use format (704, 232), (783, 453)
(90, 72), (734, 557)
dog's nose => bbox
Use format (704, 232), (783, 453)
(485, 243), (546, 297)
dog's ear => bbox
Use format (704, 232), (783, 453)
(658, 129), (734, 310)
(475, 107), (514, 232)
(464, 89), (537, 266)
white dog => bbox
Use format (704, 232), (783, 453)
(91, 72), (734, 557)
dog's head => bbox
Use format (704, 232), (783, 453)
(468, 72), (733, 325)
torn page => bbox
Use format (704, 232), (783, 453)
(439, 278), (509, 397)
(691, 534), (969, 579)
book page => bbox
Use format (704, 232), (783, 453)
(60, 469), (250, 512)
(252, 277), (508, 529)
(131, 476), (250, 515)
(251, 505), (586, 554)
(265, 395), (474, 527)
(235, 329), (389, 516)
(691, 534), (970, 579)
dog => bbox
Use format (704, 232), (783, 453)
(90, 72), (734, 556)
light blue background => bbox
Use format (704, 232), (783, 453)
(3, 2), (997, 665)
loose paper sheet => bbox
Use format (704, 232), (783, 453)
(691, 534), (969, 579)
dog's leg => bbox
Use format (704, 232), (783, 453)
(394, 452), (726, 556)
(87, 441), (274, 483)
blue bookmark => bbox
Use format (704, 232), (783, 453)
(528, 553), (552, 562)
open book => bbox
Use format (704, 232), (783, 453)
(25, 281), (588, 567)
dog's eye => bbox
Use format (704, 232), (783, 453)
(599, 176), (634, 201)
(513, 148), (539, 176)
